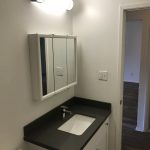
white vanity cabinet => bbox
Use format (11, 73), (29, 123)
(83, 117), (109, 150)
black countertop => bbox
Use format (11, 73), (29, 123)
(24, 97), (111, 150)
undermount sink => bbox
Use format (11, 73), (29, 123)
(58, 114), (95, 135)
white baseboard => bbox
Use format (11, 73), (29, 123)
(135, 126), (145, 132)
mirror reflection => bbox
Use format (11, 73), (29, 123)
(53, 38), (68, 90)
(39, 35), (76, 97)
(40, 37), (55, 96)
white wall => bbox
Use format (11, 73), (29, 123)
(124, 21), (142, 83)
(0, 0), (74, 150)
(72, 0), (150, 150)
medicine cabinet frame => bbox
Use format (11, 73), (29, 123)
(29, 34), (77, 101)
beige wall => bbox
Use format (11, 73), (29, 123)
(0, 0), (74, 150)
(73, 1), (150, 150)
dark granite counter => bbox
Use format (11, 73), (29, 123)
(24, 97), (111, 150)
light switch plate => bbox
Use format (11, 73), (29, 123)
(98, 71), (108, 81)
(98, 71), (103, 80)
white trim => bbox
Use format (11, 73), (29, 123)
(136, 126), (145, 132)
(37, 34), (43, 100)
(118, 2), (150, 150)
(119, 2), (150, 10)
(42, 82), (77, 101)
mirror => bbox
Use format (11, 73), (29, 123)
(29, 34), (77, 101)
(40, 37), (54, 96)
(53, 38), (68, 90)
(67, 38), (76, 84)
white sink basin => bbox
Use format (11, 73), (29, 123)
(58, 114), (95, 135)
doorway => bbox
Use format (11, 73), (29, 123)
(121, 9), (150, 150)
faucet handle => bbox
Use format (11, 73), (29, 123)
(60, 105), (68, 110)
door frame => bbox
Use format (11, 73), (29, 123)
(117, 2), (150, 150)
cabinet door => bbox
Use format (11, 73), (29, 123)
(53, 38), (67, 90)
(45, 38), (55, 94)
(83, 118), (109, 150)
(40, 37), (54, 96)
(67, 38), (76, 84)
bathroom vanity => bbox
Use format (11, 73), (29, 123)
(24, 97), (111, 150)
(27, 34), (111, 150)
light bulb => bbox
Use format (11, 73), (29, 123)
(66, 0), (74, 10)
(32, 0), (73, 15)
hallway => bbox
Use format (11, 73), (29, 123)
(122, 82), (150, 150)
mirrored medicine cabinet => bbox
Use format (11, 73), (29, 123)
(29, 34), (77, 101)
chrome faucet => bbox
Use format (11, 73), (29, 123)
(60, 105), (72, 119)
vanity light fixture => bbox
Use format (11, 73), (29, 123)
(31, 0), (74, 10)
(66, 0), (74, 10)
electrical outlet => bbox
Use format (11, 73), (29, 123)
(98, 71), (108, 81)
